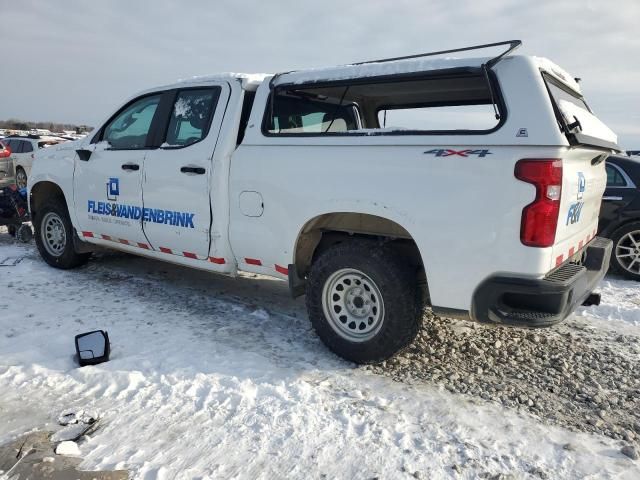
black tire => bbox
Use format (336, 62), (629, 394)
(34, 199), (91, 269)
(16, 224), (33, 243)
(306, 240), (421, 364)
(609, 221), (640, 281)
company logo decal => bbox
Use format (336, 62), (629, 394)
(566, 172), (587, 225)
(424, 149), (492, 158)
(88, 177), (195, 229)
(107, 177), (119, 201)
(577, 172), (586, 200)
(566, 202), (584, 226)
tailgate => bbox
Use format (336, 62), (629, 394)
(552, 148), (607, 268)
(542, 70), (619, 269)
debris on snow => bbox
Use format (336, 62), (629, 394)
(622, 445), (639, 460)
(55, 441), (81, 456)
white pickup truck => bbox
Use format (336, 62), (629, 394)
(29, 41), (618, 363)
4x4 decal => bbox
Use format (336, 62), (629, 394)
(424, 149), (492, 158)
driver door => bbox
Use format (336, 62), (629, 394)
(73, 93), (163, 246)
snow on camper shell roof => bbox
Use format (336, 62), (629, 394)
(272, 56), (490, 86)
(271, 55), (582, 94)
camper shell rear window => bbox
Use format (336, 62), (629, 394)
(263, 68), (505, 136)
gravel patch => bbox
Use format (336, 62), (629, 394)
(365, 310), (640, 445)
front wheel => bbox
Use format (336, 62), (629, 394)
(610, 222), (640, 281)
(34, 200), (91, 269)
(306, 240), (421, 364)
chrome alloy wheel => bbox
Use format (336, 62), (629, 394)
(322, 268), (385, 342)
(615, 230), (640, 275)
(41, 212), (66, 257)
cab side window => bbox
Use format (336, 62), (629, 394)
(102, 94), (162, 149)
(606, 164), (627, 187)
(164, 88), (219, 147)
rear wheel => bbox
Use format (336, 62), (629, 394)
(15, 167), (27, 189)
(34, 199), (90, 269)
(306, 240), (421, 364)
(610, 222), (640, 281)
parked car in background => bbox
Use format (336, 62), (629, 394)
(599, 155), (640, 280)
(0, 141), (13, 188)
(626, 150), (640, 157)
(3, 135), (66, 188)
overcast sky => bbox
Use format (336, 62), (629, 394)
(2, 0), (639, 148)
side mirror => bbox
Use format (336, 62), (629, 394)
(76, 149), (92, 161)
(75, 330), (110, 366)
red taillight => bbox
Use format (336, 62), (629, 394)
(515, 159), (563, 248)
(0, 144), (10, 158)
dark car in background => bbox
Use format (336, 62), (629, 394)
(599, 155), (640, 280)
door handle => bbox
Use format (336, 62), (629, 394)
(121, 163), (140, 171)
(180, 166), (206, 175)
(602, 196), (623, 201)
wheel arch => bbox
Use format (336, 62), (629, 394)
(603, 216), (640, 240)
(30, 181), (68, 221)
(291, 211), (430, 302)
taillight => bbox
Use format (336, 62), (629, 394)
(514, 159), (563, 248)
(0, 145), (10, 158)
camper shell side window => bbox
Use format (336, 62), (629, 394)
(263, 68), (506, 136)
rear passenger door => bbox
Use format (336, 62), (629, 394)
(141, 84), (228, 259)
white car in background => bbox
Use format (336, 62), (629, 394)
(3, 135), (66, 188)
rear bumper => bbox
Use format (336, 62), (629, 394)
(471, 236), (612, 327)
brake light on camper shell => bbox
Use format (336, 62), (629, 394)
(515, 159), (563, 248)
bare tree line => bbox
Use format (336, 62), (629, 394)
(0, 118), (92, 133)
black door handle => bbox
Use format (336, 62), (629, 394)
(180, 166), (206, 175)
(121, 163), (140, 171)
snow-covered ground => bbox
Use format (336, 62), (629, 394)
(0, 231), (638, 479)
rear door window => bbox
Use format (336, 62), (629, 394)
(606, 164), (628, 187)
(22, 142), (33, 153)
(11, 140), (24, 153)
(164, 88), (220, 147)
(5, 140), (16, 152)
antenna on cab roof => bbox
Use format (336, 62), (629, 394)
(351, 40), (522, 68)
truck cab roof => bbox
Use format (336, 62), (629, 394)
(153, 73), (271, 93)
